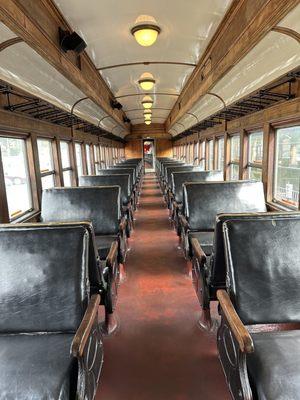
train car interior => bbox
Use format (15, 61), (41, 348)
(0, 1), (300, 399)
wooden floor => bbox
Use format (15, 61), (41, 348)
(97, 173), (230, 400)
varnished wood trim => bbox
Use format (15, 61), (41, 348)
(272, 26), (300, 44)
(71, 294), (100, 358)
(0, 37), (23, 52)
(0, 148), (10, 223)
(217, 290), (254, 353)
(97, 61), (197, 71)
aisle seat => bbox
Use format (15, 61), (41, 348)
(217, 213), (300, 400)
(0, 224), (103, 400)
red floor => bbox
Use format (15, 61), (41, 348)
(97, 174), (230, 400)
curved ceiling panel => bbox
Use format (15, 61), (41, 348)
(212, 31), (300, 107)
(171, 93), (223, 134)
(0, 33), (124, 137)
(53, 0), (233, 125)
(0, 22), (17, 41)
(278, 3), (300, 32)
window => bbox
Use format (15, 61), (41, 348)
(60, 141), (72, 187)
(99, 145), (106, 168)
(217, 137), (224, 171)
(75, 143), (83, 176)
(247, 131), (263, 181)
(208, 140), (214, 170)
(37, 138), (55, 189)
(229, 135), (240, 180)
(199, 141), (205, 170)
(85, 144), (92, 174)
(93, 145), (101, 174)
(274, 126), (300, 209)
(0, 136), (33, 220)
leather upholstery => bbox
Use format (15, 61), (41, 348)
(247, 330), (300, 400)
(109, 167), (136, 184)
(172, 170), (223, 203)
(0, 333), (77, 400)
(99, 168), (134, 188)
(79, 174), (131, 205)
(223, 214), (300, 324)
(165, 165), (194, 187)
(183, 181), (266, 231)
(0, 225), (89, 333)
(210, 212), (267, 293)
(41, 186), (121, 235)
(188, 231), (214, 255)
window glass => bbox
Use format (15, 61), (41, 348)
(249, 167), (262, 181)
(230, 135), (240, 163)
(37, 138), (55, 189)
(93, 145), (101, 175)
(274, 126), (300, 209)
(217, 137), (224, 171)
(60, 141), (72, 187)
(249, 131), (263, 164)
(0, 137), (33, 219)
(75, 143), (83, 176)
(199, 141), (205, 169)
(85, 145), (91, 174)
(60, 141), (70, 169)
(230, 164), (240, 181)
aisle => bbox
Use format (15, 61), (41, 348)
(97, 173), (230, 400)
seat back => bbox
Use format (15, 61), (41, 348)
(165, 165), (196, 187)
(172, 170), (223, 203)
(79, 174), (131, 205)
(183, 181), (266, 231)
(223, 213), (300, 325)
(99, 168), (134, 187)
(41, 186), (121, 235)
(110, 167), (136, 183)
(0, 223), (89, 333)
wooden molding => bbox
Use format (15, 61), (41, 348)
(0, 0), (129, 132)
(272, 26), (300, 43)
(166, 0), (299, 131)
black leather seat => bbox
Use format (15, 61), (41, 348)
(0, 223), (103, 399)
(41, 186), (125, 262)
(182, 181), (266, 260)
(170, 170), (223, 229)
(217, 213), (300, 400)
(79, 174), (133, 237)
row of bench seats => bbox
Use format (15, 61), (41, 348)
(0, 158), (143, 400)
(157, 157), (300, 400)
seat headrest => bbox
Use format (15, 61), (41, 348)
(223, 213), (300, 325)
(41, 186), (121, 235)
(172, 170), (223, 203)
(183, 181), (266, 231)
(0, 223), (90, 333)
(79, 174), (130, 205)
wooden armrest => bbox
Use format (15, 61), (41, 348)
(190, 237), (206, 265)
(71, 294), (100, 358)
(107, 240), (118, 267)
(217, 290), (254, 354)
(179, 214), (189, 230)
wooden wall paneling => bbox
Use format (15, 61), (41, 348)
(69, 140), (78, 186)
(224, 132), (230, 180)
(262, 123), (275, 202)
(0, 147), (10, 223)
(90, 144), (96, 174)
(82, 143), (88, 175)
(213, 136), (217, 169)
(29, 133), (43, 208)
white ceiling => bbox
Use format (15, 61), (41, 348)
(0, 23), (126, 137)
(174, 4), (300, 135)
(53, 0), (233, 125)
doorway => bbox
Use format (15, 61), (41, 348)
(143, 139), (155, 172)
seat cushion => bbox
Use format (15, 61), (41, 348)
(95, 235), (118, 260)
(247, 330), (300, 400)
(0, 333), (77, 400)
(189, 231), (214, 255)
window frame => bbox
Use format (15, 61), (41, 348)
(246, 129), (264, 181)
(37, 137), (57, 189)
(228, 134), (241, 180)
(60, 140), (73, 187)
(216, 135), (225, 172)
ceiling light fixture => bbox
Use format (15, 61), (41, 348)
(138, 72), (155, 91)
(145, 120), (151, 125)
(144, 109), (152, 115)
(142, 95), (154, 109)
(144, 114), (151, 121)
(131, 15), (161, 47)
